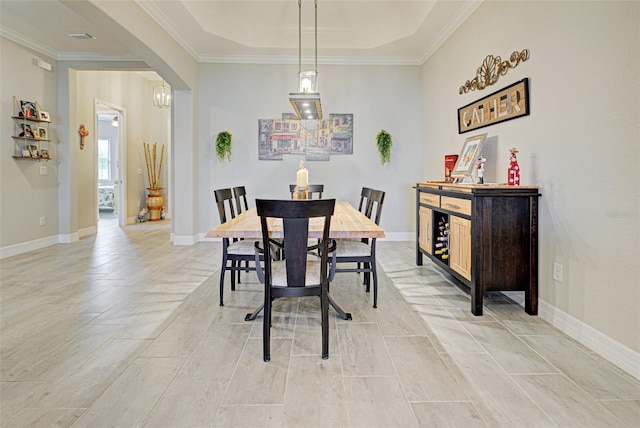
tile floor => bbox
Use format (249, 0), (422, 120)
(1, 218), (639, 427)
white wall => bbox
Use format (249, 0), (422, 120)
(198, 63), (422, 238)
(422, 1), (640, 356)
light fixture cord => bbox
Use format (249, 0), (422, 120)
(315, 0), (318, 75)
(298, 0), (302, 77)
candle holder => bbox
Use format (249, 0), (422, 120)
(292, 185), (308, 200)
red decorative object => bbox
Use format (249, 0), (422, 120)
(508, 147), (520, 186)
(444, 154), (458, 182)
(78, 124), (89, 150)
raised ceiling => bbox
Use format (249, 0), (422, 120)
(0, 0), (481, 65)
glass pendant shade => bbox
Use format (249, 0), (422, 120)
(153, 82), (171, 108)
(298, 71), (318, 93)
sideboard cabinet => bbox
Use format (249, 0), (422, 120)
(415, 182), (540, 315)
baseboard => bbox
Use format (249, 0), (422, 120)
(172, 234), (199, 245)
(59, 232), (80, 244)
(538, 299), (640, 381)
(502, 291), (640, 381)
(196, 232), (413, 243)
(0, 235), (60, 259)
(380, 232), (413, 241)
(78, 226), (96, 238)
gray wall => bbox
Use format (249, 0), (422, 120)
(0, 39), (59, 248)
(198, 63), (422, 239)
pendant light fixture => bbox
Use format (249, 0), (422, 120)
(153, 80), (171, 109)
(289, 0), (322, 120)
(111, 115), (119, 127)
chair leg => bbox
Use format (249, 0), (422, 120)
(321, 289), (329, 359)
(231, 261), (236, 291)
(219, 254), (228, 306)
(263, 293), (271, 362)
(364, 263), (371, 292)
(372, 264), (378, 309)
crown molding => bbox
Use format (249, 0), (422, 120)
(418, 0), (483, 65)
(135, 0), (200, 62)
(1, 26), (58, 59)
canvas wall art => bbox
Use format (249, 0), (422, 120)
(258, 113), (353, 161)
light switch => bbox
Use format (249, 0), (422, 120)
(40, 166), (47, 175)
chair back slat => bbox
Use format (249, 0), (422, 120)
(358, 187), (373, 214)
(368, 189), (386, 225)
(282, 218), (311, 287)
(232, 186), (249, 213)
(214, 188), (236, 223)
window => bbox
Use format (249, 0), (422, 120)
(98, 138), (111, 181)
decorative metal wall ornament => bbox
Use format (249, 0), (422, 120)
(459, 49), (530, 94)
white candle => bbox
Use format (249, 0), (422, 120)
(296, 168), (308, 187)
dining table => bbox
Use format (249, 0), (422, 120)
(204, 201), (385, 240)
(204, 200), (385, 321)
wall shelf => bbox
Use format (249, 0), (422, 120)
(11, 96), (52, 161)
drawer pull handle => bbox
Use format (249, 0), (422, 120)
(445, 203), (460, 209)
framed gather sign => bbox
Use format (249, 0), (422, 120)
(458, 78), (529, 134)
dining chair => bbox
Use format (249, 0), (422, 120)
(253, 198), (336, 362)
(214, 188), (257, 306)
(331, 189), (386, 308)
(289, 184), (324, 199)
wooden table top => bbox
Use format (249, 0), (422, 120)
(204, 201), (385, 239)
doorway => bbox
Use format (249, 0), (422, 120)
(96, 102), (126, 228)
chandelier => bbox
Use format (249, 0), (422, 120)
(289, 0), (322, 120)
(153, 81), (171, 109)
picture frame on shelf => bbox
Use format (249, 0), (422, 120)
(20, 100), (37, 118)
(20, 124), (35, 138)
(39, 110), (50, 122)
(28, 145), (39, 158)
(451, 133), (487, 178)
(22, 148), (31, 158)
(37, 127), (48, 140)
(40, 149), (49, 160)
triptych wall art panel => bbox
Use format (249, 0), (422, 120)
(258, 113), (353, 161)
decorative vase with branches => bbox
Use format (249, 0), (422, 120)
(215, 131), (232, 163)
(143, 142), (165, 190)
(376, 129), (392, 164)
(143, 142), (165, 221)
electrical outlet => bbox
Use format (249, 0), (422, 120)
(40, 166), (47, 175)
(553, 262), (563, 282)
(137, 168), (143, 175)
(39, 216), (46, 226)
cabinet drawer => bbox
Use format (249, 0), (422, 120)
(419, 192), (439, 207)
(441, 196), (471, 216)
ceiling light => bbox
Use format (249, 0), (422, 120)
(289, 0), (322, 120)
(153, 81), (171, 109)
